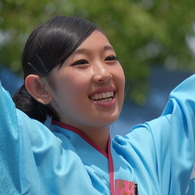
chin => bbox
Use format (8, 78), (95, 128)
(102, 113), (120, 126)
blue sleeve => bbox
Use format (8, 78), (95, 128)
(114, 74), (195, 195)
(143, 74), (194, 194)
(0, 82), (21, 194)
(0, 82), (57, 194)
(161, 74), (195, 194)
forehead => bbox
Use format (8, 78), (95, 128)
(87, 30), (109, 41)
(73, 30), (114, 54)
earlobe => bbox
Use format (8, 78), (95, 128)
(25, 75), (53, 105)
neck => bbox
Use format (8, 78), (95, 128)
(82, 128), (110, 153)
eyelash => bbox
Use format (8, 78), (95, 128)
(71, 59), (88, 66)
(71, 55), (119, 66)
(105, 55), (119, 62)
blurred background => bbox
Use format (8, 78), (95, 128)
(0, 0), (194, 136)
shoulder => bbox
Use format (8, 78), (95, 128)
(113, 115), (171, 146)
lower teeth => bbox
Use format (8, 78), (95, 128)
(99, 98), (112, 102)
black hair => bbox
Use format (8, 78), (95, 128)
(13, 16), (99, 123)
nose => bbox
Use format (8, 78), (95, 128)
(92, 62), (112, 83)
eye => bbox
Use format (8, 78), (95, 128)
(105, 55), (119, 62)
(71, 59), (89, 66)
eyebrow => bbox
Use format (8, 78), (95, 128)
(73, 45), (114, 55)
(104, 45), (114, 51)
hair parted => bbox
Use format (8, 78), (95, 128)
(13, 16), (100, 123)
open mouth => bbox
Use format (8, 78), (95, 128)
(89, 91), (115, 102)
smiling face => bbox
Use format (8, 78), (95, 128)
(49, 30), (125, 134)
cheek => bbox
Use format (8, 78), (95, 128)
(59, 75), (88, 102)
(114, 67), (125, 105)
(114, 66), (125, 88)
(120, 68), (125, 83)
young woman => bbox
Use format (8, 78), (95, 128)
(0, 16), (194, 195)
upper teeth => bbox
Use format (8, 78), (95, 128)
(91, 91), (114, 101)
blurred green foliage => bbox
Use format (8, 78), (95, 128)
(0, 0), (195, 103)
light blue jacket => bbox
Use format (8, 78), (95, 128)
(0, 75), (194, 194)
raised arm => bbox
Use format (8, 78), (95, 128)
(113, 74), (195, 194)
(0, 81), (21, 194)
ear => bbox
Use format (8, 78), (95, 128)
(25, 74), (53, 105)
